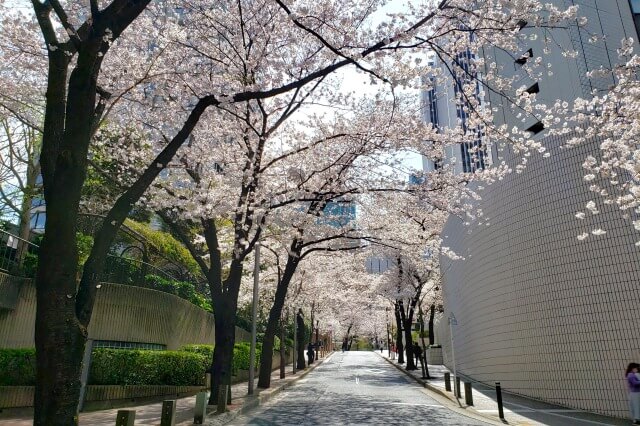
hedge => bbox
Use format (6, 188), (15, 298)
(180, 343), (261, 374)
(0, 344), (262, 386)
(89, 349), (208, 386)
(0, 348), (36, 385)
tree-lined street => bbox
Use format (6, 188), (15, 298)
(227, 351), (489, 426)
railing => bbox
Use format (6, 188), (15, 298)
(0, 229), (39, 276)
(0, 229), (179, 283)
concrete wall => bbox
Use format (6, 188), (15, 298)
(0, 274), (249, 349)
(439, 133), (640, 419)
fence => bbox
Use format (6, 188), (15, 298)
(0, 229), (180, 284)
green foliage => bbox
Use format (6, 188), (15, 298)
(124, 219), (202, 278)
(180, 344), (214, 359)
(90, 349), (208, 386)
(233, 342), (261, 374)
(145, 274), (212, 312)
(0, 349), (36, 385)
(21, 233), (92, 278)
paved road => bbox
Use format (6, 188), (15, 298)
(226, 351), (490, 425)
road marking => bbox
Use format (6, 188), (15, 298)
(355, 375), (359, 384)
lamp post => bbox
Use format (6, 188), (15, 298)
(248, 243), (260, 395)
(385, 307), (391, 357)
(449, 312), (458, 398)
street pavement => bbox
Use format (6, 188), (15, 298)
(224, 351), (492, 425)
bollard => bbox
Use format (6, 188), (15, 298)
(217, 384), (228, 414)
(444, 372), (451, 391)
(464, 382), (473, 406)
(161, 399), (176, 426)
(194, 391), (207, 424)
(455, 376), (461, 398)
(496, 382), (505, 419)
(115, 410), (135, 426)
(205, 373), (211, 390)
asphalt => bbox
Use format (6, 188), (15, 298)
(224, 351), (494, 425)
(379, 351), (631, 426)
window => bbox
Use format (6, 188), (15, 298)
(93, 340), (166, 351)
(30, 211), (46, 230)
(525, 82), (540, 94)
(515, 48), (533, 65)
(526, 121), (545, 135)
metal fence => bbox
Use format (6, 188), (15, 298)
(0, 229), (38, 276)
(0, 228), (179, 283)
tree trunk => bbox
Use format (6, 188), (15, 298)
(394, 303), (404, 364)
(34, 45), (98, 425)
(428, 304), (435, 346)
(402, 315), (416, 370)
(16, 158), (40, 268)
(279, 314), (286, 379)
(207, 262), (243, 405)
(419, 307), (431, 379)
(258, 256), (298, 388)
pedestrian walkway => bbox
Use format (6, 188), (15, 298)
(0, 355), (328, 426)
(379, 351), (629, 426)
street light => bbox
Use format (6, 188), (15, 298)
(448, 312), (458, 398)
(248, 243), (260, 395)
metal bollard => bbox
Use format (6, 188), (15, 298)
(496, 382), (505, 419)
(194, 391), (207, 424)
(455, 376), (461, 398)
(115, 410), (135, 426)
(444, 372), (451, 391)
(161, 399), (176, 426)
(464, 382), (473, 406)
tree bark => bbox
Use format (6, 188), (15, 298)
(258, 254), (298, 388)
(394, 303), (404, 364)
(401, 305), (416, 370)
(207, 261), (243, 405)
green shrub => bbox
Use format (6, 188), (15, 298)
(89, 349), (207, 386)
(232, 342), (261, 373)
(144, 274), (212, 312)
(0, 348), (36, 385)
(180, 344), (213, 359)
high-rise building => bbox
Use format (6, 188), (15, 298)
(437, 0), (640, 419)
(421, 49), (488, 174)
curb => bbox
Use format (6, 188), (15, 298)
(376, 352), (504, 426)
(207, 353), (334, 425)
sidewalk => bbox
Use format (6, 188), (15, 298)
(377, 351), (629, 426)
(0, 353), (331, 426)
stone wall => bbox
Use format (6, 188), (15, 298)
(0, 275), (249, 349)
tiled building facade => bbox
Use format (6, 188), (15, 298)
(438, 0), (640, 418)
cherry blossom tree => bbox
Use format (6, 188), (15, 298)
(0, 0), (582, 422)
(552, 39), (640, 243)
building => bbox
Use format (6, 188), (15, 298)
(421, 48), (489, 174)
(437, 0), (640, 419)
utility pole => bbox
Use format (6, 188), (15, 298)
(248, 243), (260, 395)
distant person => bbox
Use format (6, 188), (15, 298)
(626, 363), (640, 424)
(414, 342), (423, 366)
(307, 342), (315, 365)
(341, 339), (347, 353)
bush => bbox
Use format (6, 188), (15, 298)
(144, 274), (212, 312)
(0, 349), (36, 385)
(233, 342), (261, 373)
(89, 349), (208, 386)
(180, 344), (213, 359)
